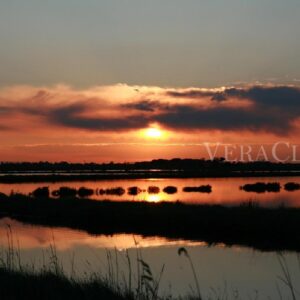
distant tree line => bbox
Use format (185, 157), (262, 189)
(0, 158), (300, 173)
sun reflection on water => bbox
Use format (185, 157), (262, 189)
(147, 194), (161, 202)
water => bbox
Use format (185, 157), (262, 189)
(1, 176), (300, 206)
(0, 218), (298, 299)
(1, 176), (300, 298)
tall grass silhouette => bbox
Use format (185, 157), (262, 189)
(1, 227), (300, 299)
(178, 247), (202, 300)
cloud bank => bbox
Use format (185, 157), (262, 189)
(0, 84), (299, 136)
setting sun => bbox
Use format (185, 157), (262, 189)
(145, 127), (163, 139)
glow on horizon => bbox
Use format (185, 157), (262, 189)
(0, 83), (299, 162)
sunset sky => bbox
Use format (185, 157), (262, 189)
(0, 0), (300, 162)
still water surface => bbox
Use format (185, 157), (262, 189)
(0, 218), (299, 299)
(1, 177), (300, 206)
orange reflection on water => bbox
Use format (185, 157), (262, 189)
(146, 194), (161, 202)
(0, 177), (300, 206)
(0, 218), (206, 251)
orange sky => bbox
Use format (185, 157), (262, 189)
(0, 83), (299, 162)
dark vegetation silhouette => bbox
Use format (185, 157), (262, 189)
(183, 185), (212, 193)
(240, 182), (281, 193)
(1, 159), (300, 173)
(31, 187), (50, 198)
(147, 186), (160, 194)
(162, 186), (177, 194)
(33, 185), (185, 198)
(127, 186), (142, 196)
(1, 159), (300, 183)
(29, 180), (299, 201)
(0, 192), (300, 252)
(284, 182), (300, 191)
(99, 187), (126, 196)
(52, 187), (77, 198)
(0, 268), (125, 300)
(36, 186), (93, 198)
(78, 187), (94, 198)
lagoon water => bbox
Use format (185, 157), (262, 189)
(1, 177), (300, 206)
(1, 177), (300, 298)
(0, 218), (298, 299)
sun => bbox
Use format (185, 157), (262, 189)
(145, 127), (162, 138)
(139, 124), (167, 140)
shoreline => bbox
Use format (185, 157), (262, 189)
(0, 171), (300, 183)
(0, 193), (300, 252)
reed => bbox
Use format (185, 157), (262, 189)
(0, 231), (299, 300)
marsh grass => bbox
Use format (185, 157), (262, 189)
(276, 253), (299, 300)
(0, 219), (300, 300)
(1, 228), (300, 299)
(0, 228), (168, 300)
(0, 228), (221, 300)
(178, 248), (202, 300)
(0, 234), (125, 299)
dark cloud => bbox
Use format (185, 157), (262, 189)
(159, 86), (300, 134)
(48, 104), (149, 131)
(166, 90), (215, 99)
(0, 106), (14, 114)
(122, 100), (167, 112)
(167, 85), (300, 109)
(155, 105), (289, 135)
(225, 86), (300, 111)
(211, 92), (227, 102)
(1, 85), (299, 135)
